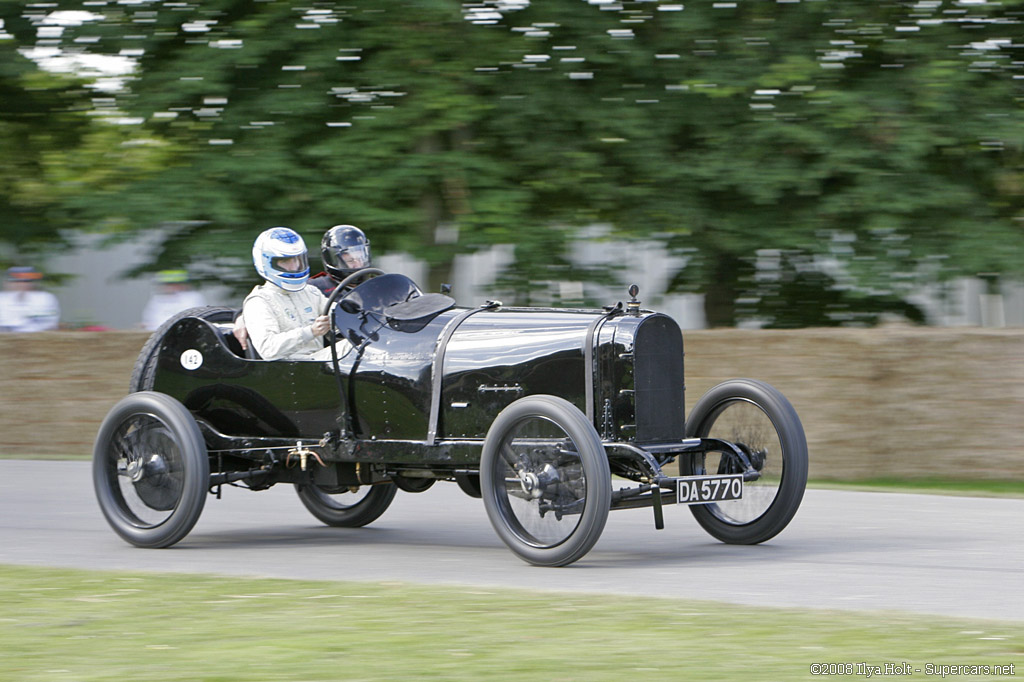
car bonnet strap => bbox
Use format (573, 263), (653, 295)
(426, 300), (501, 446)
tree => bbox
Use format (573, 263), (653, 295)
(25, 0), (558, 293)
(0, 5), (91, 259)
(8, 0), (1023, 325)
(0, 2), (175, 272)
(477, 0), (1024, 325)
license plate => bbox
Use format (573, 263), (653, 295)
(675, 474), (743, 505)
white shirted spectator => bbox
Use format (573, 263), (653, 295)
(141, 269), (208, 331)
(0, 266), (60, 332)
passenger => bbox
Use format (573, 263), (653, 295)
(0, 266), (60, 332)
(235, 224), (373, 353)
(309, 224), (372, 295)
(240, 227), (350, 361)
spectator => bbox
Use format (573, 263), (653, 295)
(141, 270), (207, 331)
(0, 266), (60, 332)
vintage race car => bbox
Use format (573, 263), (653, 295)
(93, 270), (808, 566)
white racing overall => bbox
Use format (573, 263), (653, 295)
(242, 283), (350, 361)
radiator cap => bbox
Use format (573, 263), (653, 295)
(627, 284), (641, 316)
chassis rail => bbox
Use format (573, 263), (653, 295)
(197, 419), (761, 529)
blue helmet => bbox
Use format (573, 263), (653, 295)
(252, 227), (310, 292)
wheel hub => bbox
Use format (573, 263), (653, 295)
(125, 453), (169, 482)
(518, 463), (559, 500)
(126, 453), (179, 512)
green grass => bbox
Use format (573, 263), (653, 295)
(810, 477), (1024, 498)
(1, 565), (1020, 682)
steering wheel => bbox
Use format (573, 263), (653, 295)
(321, 267), (384, 439)
(321, 267), (385, 316)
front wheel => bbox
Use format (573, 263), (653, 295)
(92, 391), (209, 548)
(480, 395), (611, 567)
(682, 379), (808, 545)
(295, 482), (397, 527)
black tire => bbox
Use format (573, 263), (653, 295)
(454, 472), (482, 499)
(480, 395), (611, 567)
(130, 306), (238, 393)
(92, 391), (210, 548)
(682, 379), (808, 545)
(294, 482), (398, 527)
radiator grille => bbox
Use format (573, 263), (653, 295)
(633, 315), (685, 443)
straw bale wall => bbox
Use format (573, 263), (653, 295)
(1, 328), (1021, 481)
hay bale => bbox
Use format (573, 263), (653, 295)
(0, 332), (147, 457)
(1, 327), (1021, 481)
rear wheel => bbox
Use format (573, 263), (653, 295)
(92, 391), (209, 548)
(295, 482), (397, 527)
(682, 379), (808, 545)
(480, 395), (610, 567)
(454, 472), (482, 498)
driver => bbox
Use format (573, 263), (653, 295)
(240, 227), (350, 361)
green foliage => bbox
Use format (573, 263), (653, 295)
(0, 20), (86, 253)
(2, 0), (1022, 323)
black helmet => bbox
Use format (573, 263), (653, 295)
(321, 224), (371, 280)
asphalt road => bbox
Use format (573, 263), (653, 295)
(1, 460), (1021, 622)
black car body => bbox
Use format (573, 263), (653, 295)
(94, 273), (808, 566)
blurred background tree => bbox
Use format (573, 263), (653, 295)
(0, 5), (91, 258)
(1, 0), (1021, 326)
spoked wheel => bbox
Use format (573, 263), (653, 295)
(480, 395), (610, 567)
(92, 391), (209, 548)
(682, 379), (808, 545)
(295, 482), (397, 527)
